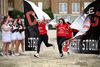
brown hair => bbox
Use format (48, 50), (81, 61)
(59, 18), (66, 24)
(1, 16), (7, 25)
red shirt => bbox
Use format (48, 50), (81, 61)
(72, 29), (79, 32)
(38, 22), (47, 35)
(57, 23), (68, 37)
(66, 27), (73, 38)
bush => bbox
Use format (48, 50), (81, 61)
(9, 9), (24, 19)
(43, 7), (54, 19)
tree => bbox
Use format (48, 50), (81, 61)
(9, 9), (24, 19)
(43, 7), (54, 19)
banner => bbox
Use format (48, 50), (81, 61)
(70, 14), (90, 38)
(70, 0), (100, 54)
(24, 0), (51, 51)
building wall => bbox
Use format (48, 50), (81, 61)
(0, 0), (23, 16)
(0, 0), (1, 15)
(14, 0), (24, 12)
(51, 0), (94, 18)
(0, 0), (8, 16)
(0, 0), (95, 17)
(8, 0), (14, 11)
(29, 0), (50, 9)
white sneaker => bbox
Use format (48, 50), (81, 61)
(15, 53), (20, 56)
(11, 54), (15, 56)
(0, 52), (4, 56)
(1, 53), (8, 57)
(20, 52), (26, 55)
(59, 53), (63, 57)
(34, 54), (40, 58)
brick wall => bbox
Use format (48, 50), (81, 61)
(51, 0), (94, 16)
(30, 0), (51, 9)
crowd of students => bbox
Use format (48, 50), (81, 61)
(30, 12), (73, 58)
(0, 14), (73, 58)
(1, 15), (25, 56)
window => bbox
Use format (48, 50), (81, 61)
(59, 3), (63, 12)
(8, 0), (14, 8)
(64, 3), (67, 12)
(8, 0), (14, 10)
(59, 3), (67, 13)
(72, 3), (80, 13)
(84, 2), (91, 9)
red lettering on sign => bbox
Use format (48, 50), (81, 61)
(26, 11), (37, 26)
(91, 17), (99, 27)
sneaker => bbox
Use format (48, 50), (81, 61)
(34, 54), (39, 58)
(60, 53), (63, 57)
(0, 52), (7, 57)
(67, 52), (70, 55)
(11, 54), (15, 56)
(15, 53), (20, 56)
(0, 52), (4, 56)
(20, 52), (26, 55)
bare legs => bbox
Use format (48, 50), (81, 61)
(2, 42), (10, 56)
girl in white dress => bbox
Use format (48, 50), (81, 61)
(11, 16), (25, 55)
(11, 19), (18, 55)
(16, 16), (25, 54)
(1, 16), (12, 56)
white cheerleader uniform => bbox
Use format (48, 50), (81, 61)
(12, 22), (23, 41)
(21, 31), (25, 40)
(20, 20), (25, 40)
(2, 23), (12, 43)
(21, 19), (25, 40)
(12, 26), (22, 41)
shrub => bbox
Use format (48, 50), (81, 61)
(43, 7), (54, 19)
(9, 9), (24, 19)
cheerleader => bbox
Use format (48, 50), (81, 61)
(1, 16), (12, 56)
(34, 18), (54, 58)
(63, 22), (73, 54)
(18, 16), (25, 53)
(11, 16), (23, 55)
(15, 16), (24, 55)
(56, 18), (69, 57)
(11, 19), (18, 55)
